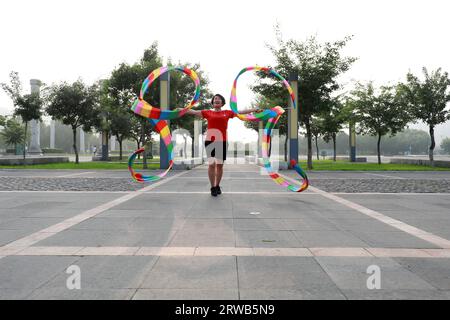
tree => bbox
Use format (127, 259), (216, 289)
(253, 28), (357, 169)
(47, 80), (100, 164)
(97, 80), (133, 160)
(320, 97), (347, 161)
(441, 137), (450, 154)
(351, 83), (411, 164)
(0, 117), (26, 152)
(167, 62), (212, 158)
(309, 117), (323, 160)
(107, 43), (163, 168)
(1, 71), (44, 160)
(107, 44), (212, 166)
(244, 95), (287, 159)
(398, 67), (450, 165)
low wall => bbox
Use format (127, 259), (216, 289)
(172, 158), (204, 170)
(390, 158), (450, 168)
(0, 156), (69, 165)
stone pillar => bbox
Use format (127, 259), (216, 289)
(349, 121), (356, 162)
(28, 79), (42, 154)
(110, 135), (116, 152)
(194, 120), (201, 159)
(80, 129), (85, 154)
(288, 72), (299, 168)
(160, 72), (170, 169)
(258, 121), (264, 158)
(50, 120), (55, 149)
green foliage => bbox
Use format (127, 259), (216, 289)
(400, 68), (450, 127)
(349, 82), (412, 164)
(106, 42), (212, 161)
(46, 80), (100, 163)
(1, 71), (45, 160)
(253, 27), (357, 169)
(0, 117), (25, 148)
(398, 67), (450, 163)
(441, 137), (450, 154)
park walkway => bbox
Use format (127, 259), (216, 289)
(0, 164), (450, 299)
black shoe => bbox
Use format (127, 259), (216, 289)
(216, 185), (222, 195)
(210, 187), (218, 197)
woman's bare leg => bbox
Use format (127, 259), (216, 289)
(215, 163), (224, 187)
(208, 159), (216, 187)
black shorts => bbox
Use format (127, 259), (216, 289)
(205, 140), (227, 161)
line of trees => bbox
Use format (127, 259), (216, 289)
(246, 27), (450, 167)
(1, 42), (213, 164)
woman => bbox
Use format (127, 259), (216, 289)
(182, 94), (262, 196)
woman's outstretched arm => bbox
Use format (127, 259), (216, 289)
(177, 109), (203, 118)
(239, 108), (264, 115)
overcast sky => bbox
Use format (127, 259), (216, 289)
(1, 0), (449, 144)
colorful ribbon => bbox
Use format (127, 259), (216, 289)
(128, 66), (200, 182)
(128, 65), (308, 192)
(230, 66), (308, 192)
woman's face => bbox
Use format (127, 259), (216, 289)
(212, 96), (224, 109)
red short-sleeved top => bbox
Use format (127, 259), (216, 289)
(201, 109), (236, 141)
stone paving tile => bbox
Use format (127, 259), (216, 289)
(0, 288), (35, 300)
(0, 256), (79, 289)
(132, 289), (239, 300)
(342, 289), (450, 300)
(33, 229), (176, 247)
(392, 258), (450, 290)
(139, 257), (238, 289)
(239, 288), (347, 300)
(0, 229), (41, 246)
(38, 256), (158, 290)
(315, 257), (437, 291)
(292, 230), (370, 247)
(235, 230), (302, 248)
(26, 288), (136, 300)
(237, 257), (339, 290)
(348, 231), (441, 249)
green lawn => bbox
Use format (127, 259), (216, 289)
(297, 160), (450, 171)
(0, 159), (449, 171)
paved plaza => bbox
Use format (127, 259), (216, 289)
(1, 164), (450, 300)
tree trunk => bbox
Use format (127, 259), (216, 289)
(333, 133), (337, 162)
(142, 129), (148, 169)
(118, 135), (123, 161)
(305, 118), (313, 169)
(269, 136), (272, 158)
(135, 139), (141, 159)
(73, 127), (79, 164)
(429, 125), (435, 167)
(23, 122), (27, 161)
(183, 135), (187, 159)
(315, 135), (319, 161)
(284, 134), (288, 162)
(377, 133), (382, 165)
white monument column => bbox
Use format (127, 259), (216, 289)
(80, 129), (85, 154)
(28, 79), (42, 154)
(110, 135), (116, 151)
(50, 120), (55, 149)
(194, 120), (201, 158)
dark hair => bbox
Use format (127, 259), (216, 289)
(211, 94), (226, 106)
